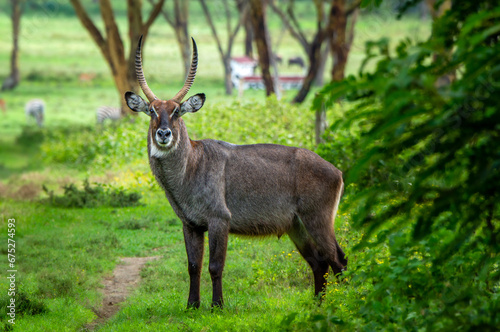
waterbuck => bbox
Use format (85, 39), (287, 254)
(125, 37), (347, 308)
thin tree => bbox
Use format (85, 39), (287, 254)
(322, 0), (359, 144)
(249, 0), (275, 96)
(70, 0), (165, 115)
(269, 0), (360, 104)
(2, 0), (23, 91)
(199, 0), (247, 95)
(152, 0), (191, 78)
(236, 0), (254, 57)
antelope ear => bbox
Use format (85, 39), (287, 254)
(180, 93), (205, 116)
(125, 91), (149, 115)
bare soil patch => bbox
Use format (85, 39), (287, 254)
(86, 256), (160, 330)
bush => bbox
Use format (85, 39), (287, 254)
(41, 119), (148, 170)
(16, 126), (45, 149)
(304, 0), (500, 330)
(42, 179), (142, 208)
(40, 98), (315, 171)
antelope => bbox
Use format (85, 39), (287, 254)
(79, 72), (96, 85)
(125, 36), (347, 309)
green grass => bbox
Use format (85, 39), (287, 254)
(0, 190), (360, 331)
(0, 4), (431, 331)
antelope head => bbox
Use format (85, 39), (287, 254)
(125, 36), (205, 151)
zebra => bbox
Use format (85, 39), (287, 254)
(96, 106), (121, 124)
(25, 99), (45, 127)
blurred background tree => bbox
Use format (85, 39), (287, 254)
(249, 0), (276, 96)
(2, 0), (24, 91)
(270, 0), (361, 104)
(70, 0), (165, 115)
(154, 0), (191, 79)
(199, 0), (247, 95)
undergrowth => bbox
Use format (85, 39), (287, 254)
(41, 179), (142, 208)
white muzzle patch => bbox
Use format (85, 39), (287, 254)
(150, 131), (177, 158)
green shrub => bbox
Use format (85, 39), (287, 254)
(301, 0), (500, 330)
(41, 124), (98, 167)
(41, 119), (148, 169)
(15, 126), (45, 149)
(40, 98), (315, 171)
(42, 179), (142, 208)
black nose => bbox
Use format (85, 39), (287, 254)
(157, 128), (172, 140)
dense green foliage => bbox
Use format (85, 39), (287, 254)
(7, 2), (492, 331)
(312, 0), (500, 330)
(40, 98), (315, 171)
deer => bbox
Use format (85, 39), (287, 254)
(0, 99), (6, 114)
(125, 36), (347, 309)
(79, 73), (96, 85)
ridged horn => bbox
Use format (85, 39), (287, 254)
(172, 37), (198, 103)
(135, 35), (157, 102)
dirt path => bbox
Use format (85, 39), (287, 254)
(86, 256), (160, 330)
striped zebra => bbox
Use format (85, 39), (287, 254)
(25, 99), (45, 127)
(96, 106), (121, 124)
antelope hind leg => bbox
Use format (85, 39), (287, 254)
(287, 217), (329, 297)
(208, 219), (230, 308)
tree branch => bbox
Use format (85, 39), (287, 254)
(149, 0), (174, 26)
(199, 0), (225, 60)
(70, 0), (107, 56)
(287, 1), (310, 48)
(228, 1), (247, 51)
(269, 0), (309, 52)
(144, 0), (166, 33)
(224, 0), (232, 41)
(346, 0), (362, 16)
(99, 0), (125, 64)
(128, 0), (143, 49)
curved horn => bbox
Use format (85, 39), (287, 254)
(172, 37), (198, 103)
(135, 35), (157, 102)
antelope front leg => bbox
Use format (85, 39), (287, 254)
(183, 225), (205, 309)
(208, 219), (229, 308)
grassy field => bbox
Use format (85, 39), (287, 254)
(0, 3), (430, 331)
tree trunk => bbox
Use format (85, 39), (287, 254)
(174, 0), (190, 77)
(199, 0), (244, 95)
(236, 0), (254, 58)
(71, 0), (165, 115)
(2, 0), (22, 91)
(244, 15), (254, 57)
(426, 0), (455, 86)
(223, 58), (233, 95)
(330, 0), (348, 82)
(315, 103), (327, 145)
(315, 36), (330, 86)
(293, 29), (324, 103)
(155, 0), (190, 78)
(314, 1), (359, 145)
(249, 0), (275, 96)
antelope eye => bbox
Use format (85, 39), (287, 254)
(172, 107), (179, 117)
(150, 106), (156, 115)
